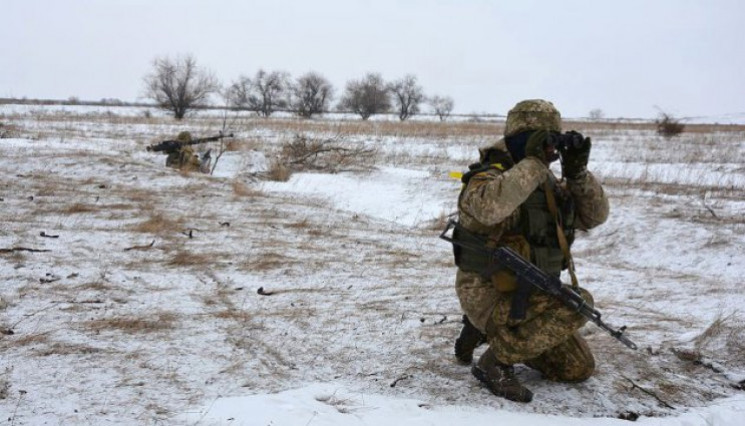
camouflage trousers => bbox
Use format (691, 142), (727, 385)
(455, 269), (595, 382)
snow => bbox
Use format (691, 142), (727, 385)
(1, 104), (744, 425)
(178, 384), (745, 425)
(262, 167), (445, 227)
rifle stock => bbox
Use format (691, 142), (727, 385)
(440, 220), (637, 350)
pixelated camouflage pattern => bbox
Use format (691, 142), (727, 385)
(566, 171), (609, 230)
(456, 269), (595, 379)
(454, 135), (608, 379)
(166, 145), (201, 171)
(456, 140), (608, 256)
(524, 332), (595, 382)
(504, 99), (562, 137)
(176, 131), (192, 142)
(485, 285), (593, 365)
(458, 141), (548, 234)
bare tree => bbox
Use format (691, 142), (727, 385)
(143, 54), (218, 120)
(291, 72), (334, 118)
(338, 73), (391, 120)
(228, 69), (290, 117)
(589, 108), (605, 121)
(428, 95), (455, 122)
(388, 75), (424, 121)
(224, 76), (251, 109)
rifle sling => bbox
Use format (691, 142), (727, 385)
(543, 180), (579, 288)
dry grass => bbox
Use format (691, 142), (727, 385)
(167, 250), (216, 266)
(118, 188), (155, 204)
(267, 159), (291, 181)
(83, 312), (178, 334)
(426, 211), (450, 231)
(691, 311), (745, 366)
(133, 213), (184, 234)
(232, 180), (263, 197)
(211, 309), (253, 322)
(0, 122), (21, 138)
(35, 341), (103, 356)
(62, 203), (100, 214)
(242, 251), (294, 271)
(286, 218), (311, 229)
(4, 332), (51, 348)
(75, 279), (114, 292)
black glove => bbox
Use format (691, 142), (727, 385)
(524, 129), (551, 163)
(560, 131), (591, 179)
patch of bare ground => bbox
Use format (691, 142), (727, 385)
(133, 213), (185, 234)
(167, 249), (233, 268)
(61, 202), (100, 214)
(114, 188), (156, 204)
(1, 332), (52, 349)
(33, 341), (104, 356)
(82, 312), (179, 334)
(241, 251), (296, 271)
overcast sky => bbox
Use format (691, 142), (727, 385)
(2, 0), (744, 120)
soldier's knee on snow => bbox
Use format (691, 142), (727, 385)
(556, 356), (595, 382)
(554, 335), (596, 382)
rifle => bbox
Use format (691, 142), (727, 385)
(440, 220), (637, 350)
(146, 132), (234, 153)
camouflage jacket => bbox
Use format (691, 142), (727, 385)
(455, 139), (609, 332)
(457, 139), (609, 244)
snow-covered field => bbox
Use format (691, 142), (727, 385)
(1, 105), (744, 425)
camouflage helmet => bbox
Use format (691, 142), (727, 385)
(504, 99), (561, 137)
(176, 131), (192, 142)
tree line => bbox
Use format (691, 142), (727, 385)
(143, 54), (455, 121)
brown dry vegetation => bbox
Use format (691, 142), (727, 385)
(168, 250), (218, 266)
(133, 213), (185, 234)
(267, 159), (291, 181)
(83, 312), (179, 334)
(241, 251), (295, 271)
(232, 180), (264, 197)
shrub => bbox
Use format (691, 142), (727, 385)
(291, 72), (334, 118)
(429, 95), (455, 122)
(338, 73), (391, 120)
(388, 75), (424, 121)
(227, 70), (290, 118)
(656, 113), (685, 138)
(0, 122), (19, 139)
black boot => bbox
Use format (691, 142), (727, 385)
(455, 315), (487, 364)
(471, 348), (533, 403)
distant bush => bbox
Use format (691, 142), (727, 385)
(290, 72), (334, 119)
(429, 95), (455, 122)
(589, 108), (604, 121)
(656, 112), (685, 138)
(388, 74), (424, 121)
(338, 73), (391, 120)
(0, 122), (19, 139)
(227, 69), (290, 118)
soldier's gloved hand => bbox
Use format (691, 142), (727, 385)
(560, 131), (591, 179)
(524, 129), (551, 164)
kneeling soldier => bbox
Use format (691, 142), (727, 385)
(452, 99), (609, 402)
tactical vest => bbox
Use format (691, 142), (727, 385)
(453, 160), (576, 289)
